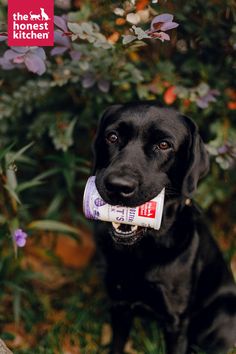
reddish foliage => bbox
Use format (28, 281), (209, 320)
(164, 86), (177, 105)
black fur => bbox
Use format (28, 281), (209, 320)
(93, 102), (236, 354)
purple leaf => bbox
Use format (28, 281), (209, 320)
(159, 32), (170, 41)
(51, 46), (68, 56)
(161, 21), (179, 31)
(82, 73), (96, 88)
(218, 145), (228, 154)
(25, 53), (46, 75)
(196, 98), (209, 109)
(151, 13), (174, 30)
(196, 88), (219, 109)
(210, 89), (220, 97)
(54, 30), (70, 47)
(10, 46), (29, 54)
(4, 49), (21, 61)
(0, 57), (16, 69)
(98, 79), (110, 93)
(70, 50), (81, 61)
(205, 93), (217, 103)
(32, 47), (46, 60)
(0, 34), (7, 42)
(13, 55), (25, 64)
(54, 15), (68, 32)
(150, 31), (170, 41)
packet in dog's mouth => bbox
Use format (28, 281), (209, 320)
(83, 176), (165, 231)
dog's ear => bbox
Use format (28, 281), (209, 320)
(181, 116), (210, 197)
(93, 104), (123, 173)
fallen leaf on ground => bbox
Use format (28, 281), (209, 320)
(100, 323), (112, 346)
(55, 230), (95, 269)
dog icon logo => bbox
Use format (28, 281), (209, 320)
(40, 8), (50, 21)
(29, 8), (50, 21)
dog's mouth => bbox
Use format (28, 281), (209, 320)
(110, 222), (146, 245)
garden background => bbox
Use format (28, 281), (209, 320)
(0, 0), (236, 353)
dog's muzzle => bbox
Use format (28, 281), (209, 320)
(110, 222), (146, 245)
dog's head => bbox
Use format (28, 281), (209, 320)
(93, 102), (209, 244)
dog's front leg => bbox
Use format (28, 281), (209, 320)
(109, 303), (133, 354)
(164, 324), (190, 354)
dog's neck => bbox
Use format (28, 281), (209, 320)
(160, 196), (192, 232)
(146, 196), (196, 252)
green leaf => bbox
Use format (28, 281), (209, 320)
(13, 289), (21, 325)
(12, 155), (36, 166)
(67, 4), (91, 22)
(132, 25), (150, 40)
(7, 142), (34, 165)
(4, 185), (21, 204)
(0, 142), (15, 162)
(122, 34), (136, 45)
(28, 220), (79, 236)
(67, 22), (82, 34)
(15, 168), (60, 193)
(16, 180), (44, 193)
(33, 168), (61, 180)
(71, 34), (78, 41)
(6, 168), (17, 190)
(1, 332), (15, 341)
(0, 215), (6, 223)
(45, 193), (65, 217)
(81, 22), (94, 35)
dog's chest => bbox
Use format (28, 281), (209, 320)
(107, 261), (191, 319)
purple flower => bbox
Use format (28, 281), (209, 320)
(218, 143), (236, 158)
(14, 229), (28, 248)
(147, 13), (179, 42)
(217, 145), (229, 155)
(0, 47), (46, 75)
(196, 89), (220, 109)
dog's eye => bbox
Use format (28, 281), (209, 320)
(158, 141), (170, 150)
(106, 132), (118, 144)
(153, 141), (171, 151)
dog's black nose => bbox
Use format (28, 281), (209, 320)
(105, 175), (137, 198)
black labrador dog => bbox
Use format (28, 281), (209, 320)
(93, 102), (236, 354)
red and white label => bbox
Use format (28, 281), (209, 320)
(138, 201), (157, 219)
(8, 0), (54, 46)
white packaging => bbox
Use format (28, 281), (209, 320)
(83, 176), (165, 230)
